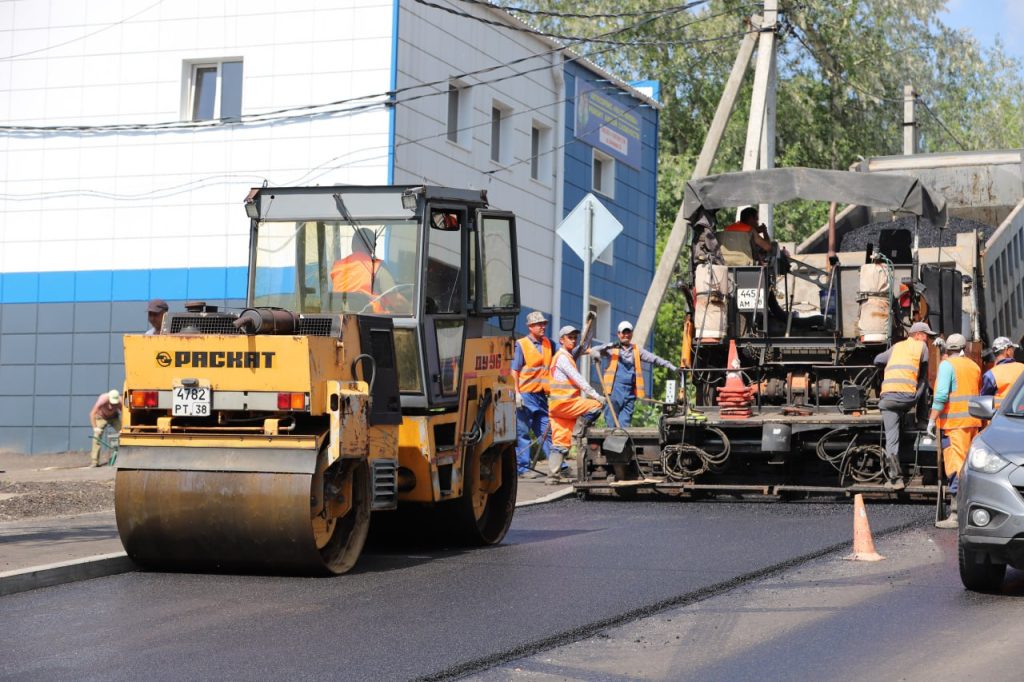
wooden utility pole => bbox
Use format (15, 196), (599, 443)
(631, 14), (765, 349)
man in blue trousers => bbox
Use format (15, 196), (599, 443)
(591, 320), (679, 427)
(511, 311), (553, 477)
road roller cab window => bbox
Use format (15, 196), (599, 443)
(252, 219), (419, 316)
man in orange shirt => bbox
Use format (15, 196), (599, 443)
(330, 228), (403, 313)
(929, 333), (981, 528)
(723, 207), (772, 258)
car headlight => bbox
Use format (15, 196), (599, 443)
(968, 441), (1010, 474)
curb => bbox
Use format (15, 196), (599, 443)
(516, 487), (575, 507)
(0, 552), (136, 598)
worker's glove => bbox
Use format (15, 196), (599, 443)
(515, 392), (524, 410)
(595, 395), (608, 407)
(926, 419), (937, 438)
(588, 349), (601, 360)
(92, 427), (102, 438)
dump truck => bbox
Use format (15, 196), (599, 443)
(577, 150), (1024, 499)
(115, 185), (522, 573)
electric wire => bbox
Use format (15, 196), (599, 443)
(454, 0), (707, 20)
(0, 0), (167, 61)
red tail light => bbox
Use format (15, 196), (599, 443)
(131, 391), (158, 408)
(277, 393), (306, 410)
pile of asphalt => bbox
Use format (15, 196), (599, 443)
(840, 215), (995, 252)
(0, 480), (114, 522)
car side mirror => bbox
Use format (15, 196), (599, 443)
(968, 395), (995, 420)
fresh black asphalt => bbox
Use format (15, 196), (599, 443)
(0, 499), (928, 681)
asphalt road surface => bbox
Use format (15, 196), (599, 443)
(1, 500), (928, 681)
(477, 525), (1024, 681)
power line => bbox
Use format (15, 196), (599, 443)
(0, 0), (167, 61)
(455, 0), (702, 20)
(0, 1), (677, 134)
(918, 98), (968, 151)
(416, 0), (761, 47)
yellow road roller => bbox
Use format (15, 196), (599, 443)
(116, 185), (522, 574)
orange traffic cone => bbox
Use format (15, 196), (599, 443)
(717, 340), (753, 418)
(846, 493), (884, 562)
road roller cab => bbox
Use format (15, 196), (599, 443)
(117, 185), (522, 574)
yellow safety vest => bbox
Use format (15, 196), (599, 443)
(602, 345), (645, 398)
(881, 338), (924, 396)
(937, 356), (982, 429)
(549, 349), (580, 408)
(991, 361), (1024, 409)
(516, 337), (552, 394)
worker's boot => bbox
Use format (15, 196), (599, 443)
(884, 456), (904, 491)
(547, 448), (569, 485)
(935, 512), (958, 529)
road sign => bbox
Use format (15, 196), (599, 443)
(557, 193), (623, 263)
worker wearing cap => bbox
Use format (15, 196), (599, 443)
(146, 299), (169, 335)
(510, 311), (553, 476)
(981, 336), (1024, 410)
(873, 321), (935, 489)
(89, 390), (122, 467)
(548, 325), (606, 484)
(928, 333), (981, 528)
(590, 320), (679, 428)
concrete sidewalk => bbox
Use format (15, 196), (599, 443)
(0, 451), (573, 592)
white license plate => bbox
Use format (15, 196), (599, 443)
(736, 287), (765, 310)
(172, 386), (211, 416)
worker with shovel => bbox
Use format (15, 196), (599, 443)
(548, 325), (606, 485)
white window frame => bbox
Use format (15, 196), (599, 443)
(530, 121), (552, 183)
(182, 58), (243, 122)
(592, 148), (615, 199)
(490, 99), (513, 165)
(446, 79), (472, 149)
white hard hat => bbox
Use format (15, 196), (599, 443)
(617, 320), (634, 333)
(107, 389), (121, 404)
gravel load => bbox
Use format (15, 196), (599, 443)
(840, 215), (995, 252)
(0, 480), (114, 521)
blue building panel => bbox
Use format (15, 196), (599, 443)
(558, 63), (659, 349)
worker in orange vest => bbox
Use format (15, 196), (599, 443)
(873, 321), (936, 489)
(330, 228), (404, 313)
(928, 333), (981, 528)
(548, 325), (606, 485)
(510, 311), (553, 477)
(590, 320), (679, 427)
(980, 336), (1024, 410)
(723, 207), (772, 260)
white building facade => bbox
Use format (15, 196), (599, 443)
(0, 0), (658, 452)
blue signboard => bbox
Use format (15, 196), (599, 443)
(574, 79), (643, 169)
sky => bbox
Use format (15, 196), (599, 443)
(940, 0), (1024, 61)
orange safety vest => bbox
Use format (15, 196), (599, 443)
(937, 355), (982, 429)
(549, 348), (580, 408)
(516, 337), (552, 394)
(881, 338), (925, 395)
(991, 361), (1024, 409)
(330, 253), (382, 295)
(724, 221), (753, 233)
(602, 345), (645, 398)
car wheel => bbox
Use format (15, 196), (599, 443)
(958, 542), (1006, 593)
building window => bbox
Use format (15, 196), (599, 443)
(186, 59), (243, 121)
(490, 100), (513, 164)
(592, 148), (615, 198)
(447, 80), (471, 147)
(530, 122), (552, 182)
